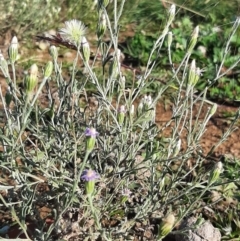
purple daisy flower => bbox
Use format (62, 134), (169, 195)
(122, 188), (132, 198)
(81, 169), (100, 181)
(118, 105), (126, 113)
(81, 169), (100, 195)
(85, 127), (99, 138)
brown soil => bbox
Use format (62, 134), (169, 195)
(155, 100), (240, 158)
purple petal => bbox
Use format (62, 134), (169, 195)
(85, 127), (98, 138)
(81, 169), (100, 181)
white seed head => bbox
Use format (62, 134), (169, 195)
(59, 19), (87, 46)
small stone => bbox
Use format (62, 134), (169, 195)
(175, 216), (221, 241)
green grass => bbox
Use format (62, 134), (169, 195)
(120, 0), (240, 101)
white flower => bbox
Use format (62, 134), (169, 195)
(59, 19), (87, 46)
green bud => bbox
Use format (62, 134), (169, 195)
(194, 67), (201, 85)
(8, 36), (18, 63)
(187, 26), (199, 54)
(208, 162), (223, 185)
(188, 59), (201, 87)
(119, 75), (126, 94)
(49, 45), (58, 61)
(97, 13), (107, 39)
(81, 37), (90, 62)
(117, 105), (126, 125)
(158, 214), (175, 240)
(44, 61), (53, 78)
(86, 137), (96, 153)
(209, 103), (217, 116)
(0, 52), (9, 78)
(85, 180), (95, 195)
(188, 59), (196, 86)
(25, 64), (38, 94)
(167, 4), (176, 27)
(109, 49), (121, 79)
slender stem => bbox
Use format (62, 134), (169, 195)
(11, 63), (16, 90)
(88, 194), (101, 229)
(15, 77), (49, 146)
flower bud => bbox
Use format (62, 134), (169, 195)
(119, 75), (126, 90)
(25, 64), (38, 94)
(8, 36), (18, 63)
(49, 45), (58, 61)
(85, 127), (98, 152)
(81, 37), (90, 62)
(117, 105), (126, 125)
(109, 49), (121, 79)
(44, 61), (53, 78)
(158, 214), (175, 240)
(97, 13), (107, 39)
(209, 103), (217, 116)
(188, 59), (201, 87)
(187, 26), (199, 54)
(85, 180), (95, 195)
(208, 162), (223, 184)
(167, 5), (176, 27)
(0, 52), (9, 78)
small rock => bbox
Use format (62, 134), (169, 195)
(175, 216), (221, 241)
